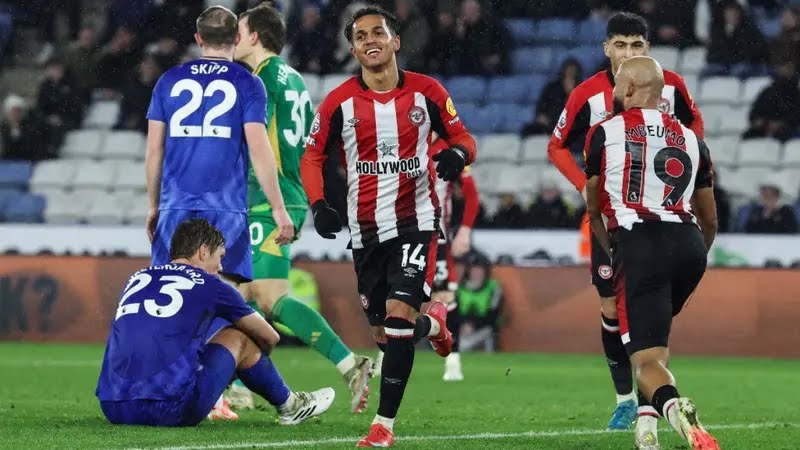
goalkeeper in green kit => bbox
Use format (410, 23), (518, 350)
(230, 3), (371, 414)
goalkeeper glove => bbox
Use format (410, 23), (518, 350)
(432, 147), (466, 181)
(311, 200), (341, 239)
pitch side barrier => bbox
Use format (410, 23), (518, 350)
(1, 257), (798, 358)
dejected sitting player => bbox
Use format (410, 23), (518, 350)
(585, 56), (719, 450)
(547, 11), (704, 434)
(95, 218), (335, 427)
(229, 2), (372, 415)
(300, 6), (477, 447)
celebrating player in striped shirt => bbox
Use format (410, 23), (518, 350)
(300, 6), (477, 448)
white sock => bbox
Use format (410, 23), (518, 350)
(616, 391), (637, 404)
(214, 394), (224, 409)
(426, 314), (440, 337)
(638, 404), (660, 418)
(336, 352), (356, 376)
(372, 414), (395, 431)
(662, 398), (684, 438)
(277, 392), (297, 414)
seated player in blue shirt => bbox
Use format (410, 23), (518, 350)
(96, 218), (334, 426)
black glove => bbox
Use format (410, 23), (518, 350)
(432, 147), (466, 181)
(311, 200), (342, 239)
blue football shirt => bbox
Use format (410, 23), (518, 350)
(146, 58), (268, 213)
(95, 263), (254, 402)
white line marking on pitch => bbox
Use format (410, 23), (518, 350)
(0, 360), (100, 367)
(127, 422), (798, 450)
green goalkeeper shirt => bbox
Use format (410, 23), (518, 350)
(247, 56), (312, 214)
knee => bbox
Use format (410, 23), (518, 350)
(250, 281), (290, 315)
(386, 300), (418, 322)
(431, 291), (454, 305)
(371, 325), (386, 344)
(600, 297), (618, 319)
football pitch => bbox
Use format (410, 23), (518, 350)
(1, 343), (798, 449)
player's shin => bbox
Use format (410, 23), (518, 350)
(376, 317), (417, 430)
(270, 295), (354, 374)
(236, 353), (291, 409)
(601, 313), (634, 400)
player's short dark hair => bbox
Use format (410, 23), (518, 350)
(344, 6), (399, 44)
(196, 5), (238, 47)
(169, 218), (226, 261)
(240, 3), (286, 54)
(606, 12), (649, 41)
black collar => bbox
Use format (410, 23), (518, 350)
(605, 69), (615, 87)
(358, 69), (405, 91)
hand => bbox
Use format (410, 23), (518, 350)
(311, 200), (342, 239)
(145, 208), (159, 243)
(451, 226), (472, 257)
(271, 207), (295, 245)
(432, 147), (466, 182)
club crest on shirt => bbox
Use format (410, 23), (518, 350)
(310, 113), (321, 135)
(408, 106), (427, 127)
(657, 97), (671, 113)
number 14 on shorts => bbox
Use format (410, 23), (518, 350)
(401, 243), (426, 273)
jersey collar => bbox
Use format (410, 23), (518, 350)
(605, 69), (615, 87)
(253, 55), (276, 76)
(357, 69), (405, 91)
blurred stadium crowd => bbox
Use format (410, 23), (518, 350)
(0, 0), (799, 234)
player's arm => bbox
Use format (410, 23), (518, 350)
(144, 77), (167, 242)
(243, 76), (293, 245)
(584, 125), (610, 257)
(217, 282), (280, 352)
(671, 72), (705, 139)
(426, 80), (477, 181)
(300, 99), (344, 239)
(547, 89), (591, 194)
(145, 120), (165, 242)
(691, 139), (717, 251)
(452, 168), (480, 257)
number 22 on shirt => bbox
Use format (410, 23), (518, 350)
(169, 79), (237, 138)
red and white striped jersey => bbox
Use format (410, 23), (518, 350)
(548, 69), (703, 193)
(584, 108), (713, 232)
(301, 71), (477, 249)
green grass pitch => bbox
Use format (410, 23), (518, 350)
(1, 343), (798, 449)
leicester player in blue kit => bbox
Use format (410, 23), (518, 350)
(96, 219), (335, 426)
(145, 6), (293, 285)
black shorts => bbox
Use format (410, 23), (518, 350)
(431, 240), (457, 293)
(612, 222), (707, 355)
(591, 232), (615, 298)
(353, 231), (438, 326)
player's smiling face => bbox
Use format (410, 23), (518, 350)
(349, 15), (400, 69)
(604, 35), (649, 74)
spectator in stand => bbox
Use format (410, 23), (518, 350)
(115, 54), (163, 133)
(491, 192), (526, 228)
(713, 169), (732, 233)
(394, 0), (430, 72)
(521, 58), (581, 136)
(95, 27), (141, 96)
(453, 0), (510, 75)
(744, 184), (798, 234)
(427, 8), (458, 76)
(36, 58), (84, 136)
(770, 6), (800, 68)
(156, 0), (205, 47)
(633, 0), (696, 48)
(457, 251), (502, 352)
(288, 4), (329, 73)
(101, 0), (155, 44)
(146, 34), (182, 71)
(62, 26), (100, 102)
(705, 1), (768, 77)
(743, 59), (800, 142)
(526, 181), (577, 229)
(1, 95), (52, 161)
